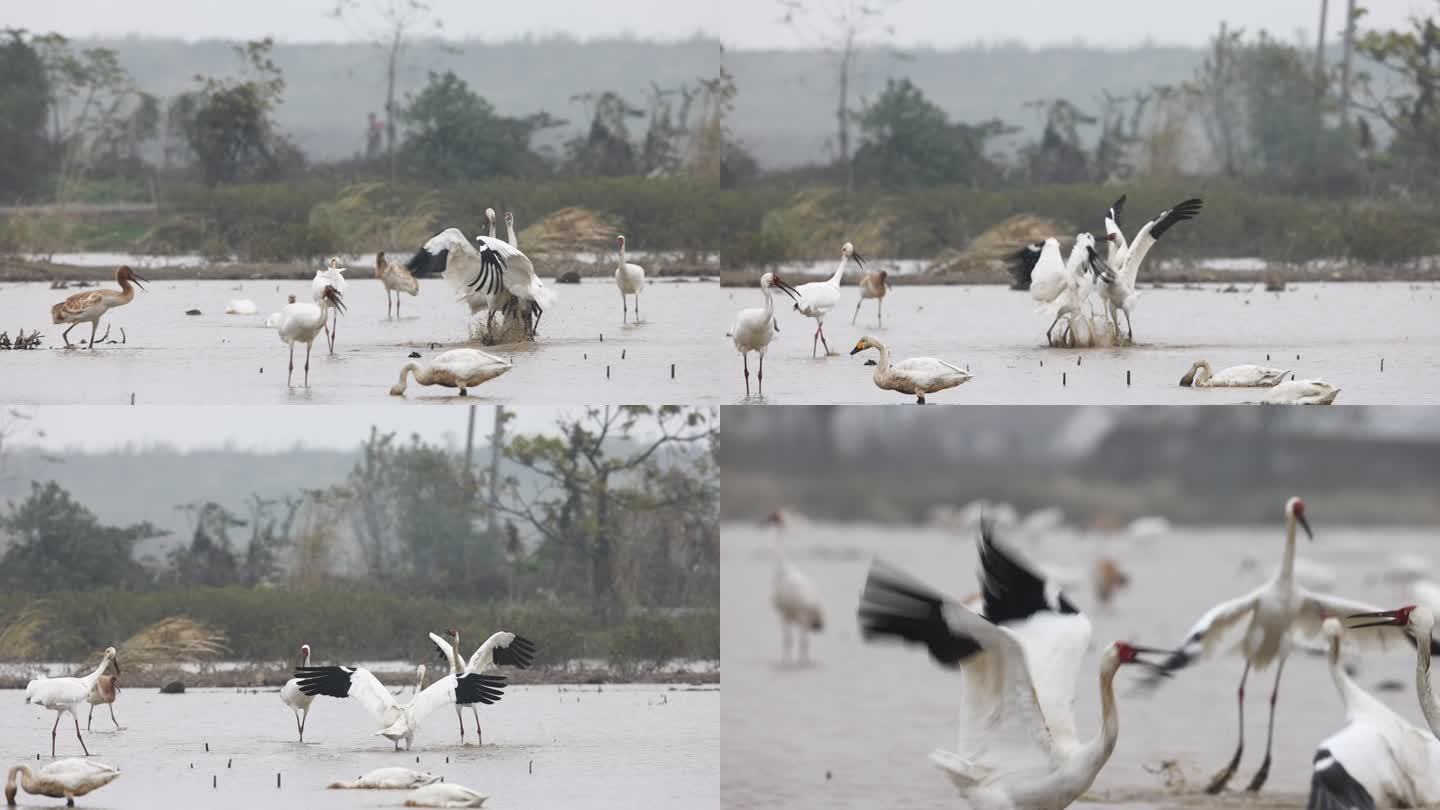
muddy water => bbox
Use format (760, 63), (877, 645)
(1, 279), (728, 405)
(718, 282), (1440, 404)
(722, 521), (1438, 809)
(3, 684), (717, 809)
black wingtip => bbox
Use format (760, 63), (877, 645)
(858, 559), (979, 667)
(1005, 242), (1044, 291)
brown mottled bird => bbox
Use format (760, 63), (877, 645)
(376, 251), (419, 319)
(50, 265), (147, 349)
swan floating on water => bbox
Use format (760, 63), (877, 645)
(1261, 379), (1341, 405)
(224, 299), (257, 315)
(849, 335), (972, 404)
(1180, 360), (1290, 388)
(5, 759), (120, 807)
(390, 349), (513, 397)
(404, 783), (488, 807)
(329, 767), (440, 790)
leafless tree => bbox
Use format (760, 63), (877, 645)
(777, 0), (905, 192)
(329, 0), (453, 183)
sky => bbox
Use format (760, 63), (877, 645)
(7, 0), (1422, 48)
(9, 406), (577, 452)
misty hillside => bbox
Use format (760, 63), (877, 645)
(76, 35), (721, 161)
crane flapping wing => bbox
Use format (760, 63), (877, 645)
(1121, 198), (1203, 282)
(1006, 242), (1045, 291)
(1298, 590), (1440, 655)
(294, 666), (397, 723)
(408, 672), (507, 726)
(977, 523), (1092, 751)
(1137, 585), (1265, 689)
(466, 632), (537, 674)
(859, 558), (1061, 773)
(427, 632), (460, 674)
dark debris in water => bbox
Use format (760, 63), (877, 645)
(408, 351), (421, 358)
(0, 329), (43, 350)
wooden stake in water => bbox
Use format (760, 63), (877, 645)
(529, 760), (534, 774)
(205, 743), (209, 752)
(212, 776), (216, 789)
(277, 773), (281, 788)
(670, 363), (675, 379)
(606, 365), (611, 379)
(621, 348), (626, 359)
(1062, 372), (1067, 387)
(1076, 356), (1082, 366)
(600, 333), (604, 342)
(1380, 357), (1385, 372)
(227, 759), (232, 768)
(130, 393), (135, 405)
(1126, 370), (1131, 386)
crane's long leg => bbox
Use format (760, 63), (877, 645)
(742, 353), (750, 397)
(329, 310), (338, 354)
(61, 323), (76, 347)
(472, 706), (482, 745)
(1246, 656), (1288, 792)
(852, 299), (862, 324)
(757, 353), (764, 397)
(877, 297), (883, 328)
(88, 705), (94, 731)
(817, 323), (831, 356)
(73, 714), (89, 756)
(456, 705), (466, 745)
(87, 320), (99, 350)
(1206, 660), (1251, 794)
(109, 703), (121, 731)
(303, 341), (312, 387)
(287, 342), (295, 386)
(635, 293), (640, 323)
(622, 291), (628, 324)
(52, 712), (61, 756)
(1045, 314), (1062, 347)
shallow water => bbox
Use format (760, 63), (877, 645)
(3, 684), (717, 809)
(720, 282), (1440, 404)
(1, 279), (728, 405)
(722, 521), (1438, 809)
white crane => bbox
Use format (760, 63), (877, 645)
(1008, 236), (1113, 347)
(1347, 605), (1440, 739)
(403, 782), (488, 808)
(728, 272), (800, 398)
(615, 234), (646, 324)
(851, 269), (890, 327)
(279, 643), (315, 742)
(849, 335), (972, 404)
(24, 648), (120, 757)
(792, 242), (864, 357)
(294, 663), (506, 751)
(429, 629), (536, 745)
(1102, 195), (1127, 268)
(764, 511), (824, 663)
(1180, 360), (1291, 388)
(1306, 617), (1440, 809)
(390, 349), (512, 397)
(1140, 496), (1431, 794)
(858, 523), (1173, 809)
(1262, 379), (1342, 405)
(405, 226), (555, 340)
(49, 266), (147, 349)
(313, 257), (348, 354)
(276, 286), (345, 387)
(4, 759), (120, 807)
(376, 251), (419, 319)
(1098, 197), (1203, 341)
(328, 767), (441, 790)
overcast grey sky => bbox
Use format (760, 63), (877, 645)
(12, 406), (574, 452)
(8, 0), (1421, 48)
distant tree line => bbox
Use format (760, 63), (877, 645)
(728, 6), (1440, 198)
(0, 407), (718, 618)
(0, 30), (723, 201)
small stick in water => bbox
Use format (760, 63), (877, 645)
(1062, 372), (1067, 387)
(1126, 370), (1131, 386)
(606, 365), (611, 379)
(670, 363), (675, 379)
(277, 773), (281, 788)
(529, 760), (534, 774)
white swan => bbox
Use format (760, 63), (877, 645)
(849, 335), (972, 404)
(404, 783), (488, 807)
(329, 767), (440, 790)
(224, 299), (257, 315)
(1180, 360), (1291, 388)
(1262, 379), (1341, 405)
(5, 759), (120, 807)
(390, 348), (513, 397)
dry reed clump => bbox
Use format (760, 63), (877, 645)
(311, 182), (447, 251)
(761, 190), (897, 257)
(0, 604), (50, 660)
(927, 214), (1068, 279)
(107, 617), (228, 669)
(516, 207), (620, 254)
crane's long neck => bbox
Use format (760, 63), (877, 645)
(85, 655), (111, 684)
(487, 219), (496, 239)
(619, 242), (628, 270)
(302, 649), (310, 667)
(1416, 631), (1440, 738)
(1328, 633), (1357, 713)
(1076, 660), (1122, 782)
(759, 283), (776, 320)
(415, 667), (427, 691)
(827, 256), (847, 286)
(448, 635), (463, 675)
(1278, 513), (1298, 584)
(506, 221), (517, 249)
